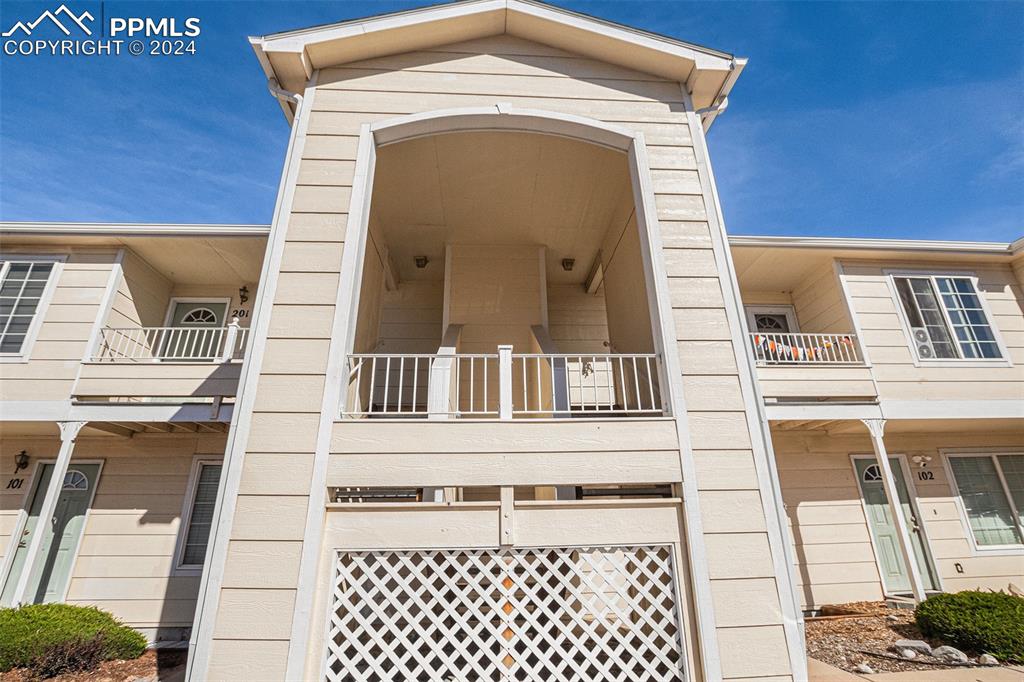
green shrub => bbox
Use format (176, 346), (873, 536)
(916, 590), (1024, 663)
(0, 603), (147, 673)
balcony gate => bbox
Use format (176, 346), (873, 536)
(325, 546), (686, 681)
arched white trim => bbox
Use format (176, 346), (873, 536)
(62, 469), (89, 490)
(180, 307), (219, 325)
(370, 105), (636, 152)
(286, 108), (724, 682)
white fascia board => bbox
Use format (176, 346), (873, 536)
(0, 400), (233, 422)
(728, 234), (1013, 256)
(880, 400), (1024, 421)
(249, 36), (295, 123)
(764, 402), (883, 421)
(254, 0), (735, 73)
(0, 222), (271, 237)
(701, 56), (746, 131)
(258, 0), (505, 52)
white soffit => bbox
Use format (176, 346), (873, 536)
(250, 0), (742, 116)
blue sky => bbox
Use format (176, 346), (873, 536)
(1, 1), (1021, 240)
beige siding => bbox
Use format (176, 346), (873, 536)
(773, 428), (1024, 609)
(378, 281), (444, 354)
(792, 263), (851, 334)
(842, 260), (1024, 400)
(546, 284), (609, 353)
(0, 254), (116, 401)
(211, 34), (792, 681)
(0, 434), (226, 641)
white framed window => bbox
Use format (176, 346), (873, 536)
(0, 257), (62, 361)
(890, 273), (1003, 361)
(175, 458), (223, 570)
(745, 305), (799, 334)
(945, 453), (1024, 552)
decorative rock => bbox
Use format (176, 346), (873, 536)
(899, 649), (917, 660)
(979, 653), (999, 666)
(894, 639), (932, 656)
(854, 663), (875, 674)
(886, 614), (900, 621)
(932, 645), (969, 663)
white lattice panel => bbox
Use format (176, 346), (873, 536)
(325, 546), (686, 681)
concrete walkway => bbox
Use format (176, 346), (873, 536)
(809, 658), (1024, 682)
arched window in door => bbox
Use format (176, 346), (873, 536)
(62, 469), (89, 490)
(180, 307), (218, 325)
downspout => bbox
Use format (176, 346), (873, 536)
(185, 75), (306, 681)
(268, 77), (303, 110)
(698, 57), (745, 131)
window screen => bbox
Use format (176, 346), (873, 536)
(948, 456), (1023, 547)
(0, 261), (55, 354)
(893, 275), (1000, 359)
(181, 463), (222, 566)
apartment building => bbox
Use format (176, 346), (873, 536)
(1, 2), (1021, 681)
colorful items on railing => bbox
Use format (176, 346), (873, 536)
(752, 334), (856, 362)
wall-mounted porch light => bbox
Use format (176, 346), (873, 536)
(414, 256), (429, 269)
(561, 258), (575, 272)
(238, 286), (250, 304)
(14, 450), (29, 472)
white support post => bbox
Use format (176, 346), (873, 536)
(499, 486), (515, 547)
(11, 421), (85, 605)
(220, 317), (240, 363)
(862, 419), (927, 603)
(497, 345), (513, 420)
(428, 324), (462, 419)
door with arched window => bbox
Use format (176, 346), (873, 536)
(162, 299), (229, 360)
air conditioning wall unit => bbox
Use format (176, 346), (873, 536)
(911, 327), (935, 358)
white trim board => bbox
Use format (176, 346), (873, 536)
(683, 86), (808, 680)
(0, 222), (270, 237)
(184, 74), (319, 682)
(282, 104), (720, 682)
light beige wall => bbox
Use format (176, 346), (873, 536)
(792, 264), (851, 334)
(602, 213), (655, 354)
(0, 252), (117, 402)
(448, 244), (542, 354)
(546, 284), (608, 354)
(118, 250), (172, 328)
(841, 259), (1024, 400)
(378, 281), (444, 354)
(0, 434), (226, 641)
(773, 427), (1024, 609)
(209, 34), (793, 681)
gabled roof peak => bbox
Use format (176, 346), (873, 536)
(250, 0), (743, 128)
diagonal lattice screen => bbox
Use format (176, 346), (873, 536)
(326, 546), (686, 681)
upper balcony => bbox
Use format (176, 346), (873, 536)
(337, 129), (668, 421)
(73, 236), (264, 403)
(731, 242), (877, 403)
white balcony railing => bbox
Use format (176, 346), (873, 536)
(91, 319), (248, 362)
(749, 332), (862, 365)
(342, 349), (663, 418)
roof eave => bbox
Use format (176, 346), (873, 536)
(249, 0), (741, 125)
(0, 222), (272, 237)
(728, 234), (1016, 258)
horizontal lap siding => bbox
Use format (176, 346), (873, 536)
(842, 260), (1024, 400)
(0, 257), (116, 401)
(772, 429), (1024, 609)
(217, 35), (790, 681)
(0, 435), (226, 640)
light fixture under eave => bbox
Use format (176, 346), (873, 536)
(238, 286), (250, 304)
(414, 256), (429, 269)
(14, 450), (29, 472)
(561, 258), (575, 272)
